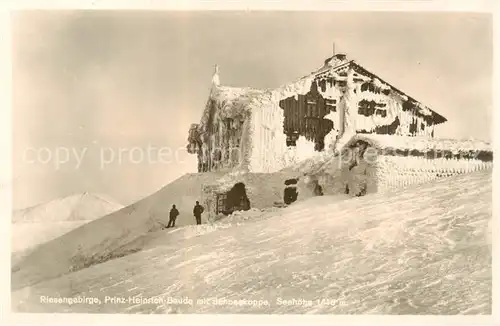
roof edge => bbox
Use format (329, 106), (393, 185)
(344, 61), (447, 124)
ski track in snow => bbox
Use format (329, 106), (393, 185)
(11, 170), (492, 314)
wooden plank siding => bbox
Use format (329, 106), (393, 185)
(279, 82), (335, 151)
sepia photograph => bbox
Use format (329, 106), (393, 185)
(8, 7), (494, 317)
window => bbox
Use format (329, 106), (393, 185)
(375, 109), (387, 117)
(286, 133), (298, 147)
(358, 101), (375, 116)
(325, 99), (337, 112)
(359, 100), (386, 117)
(361, 82), (378, 92)
(409, 118), (418, 135)
(216, 193), (227, 214)
(306, 98), (317, 118)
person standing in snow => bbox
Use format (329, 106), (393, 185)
(166, 204), (179, 228)
(193, 201), (204, 225)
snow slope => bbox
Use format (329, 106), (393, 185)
(12, 169), (492, 314)
(11, 193), (124, 256)
(11, 172), (227, 289)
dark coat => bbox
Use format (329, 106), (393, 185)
(169, 208), (179, 219)
(193, 204), (204, 216)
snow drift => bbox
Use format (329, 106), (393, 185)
(12, 169), (492, 314)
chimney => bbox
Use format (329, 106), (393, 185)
(324, 43), (347, 67)
(335, 53), (347, 61)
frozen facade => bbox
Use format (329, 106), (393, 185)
(187, 53), (448, 174)
(339, 134), (493, 196)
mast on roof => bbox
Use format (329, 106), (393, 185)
(324, 42), (341, 66)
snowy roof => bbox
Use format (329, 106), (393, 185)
(344, 134), (492, 154)
(345, 61), (447, 124)
(198, 85), (272, 133)
(276, 55), (447, 125)
(212, 86), (270, 110)
(198, 53), (447, 131)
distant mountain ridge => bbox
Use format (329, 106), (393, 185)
(12, 192), (124, 223)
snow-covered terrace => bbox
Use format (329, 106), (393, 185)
(344, 134), (493, 162)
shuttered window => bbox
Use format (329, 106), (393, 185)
(325, 99), (337, 112)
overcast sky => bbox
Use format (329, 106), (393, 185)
(12, 11), (492, 209)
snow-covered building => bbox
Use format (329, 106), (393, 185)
(338, 134), (493, 196)
(187, 52), (448, 174)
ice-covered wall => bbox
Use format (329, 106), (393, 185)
(332, 65), (438, 152)
(339, 150), (493, 197)
(201, 172), (296, 220)
(373, 155), (492, 193)
(339, 135), (493, 196)
(275, 60), (442, 158)
(247, 67), (329, 172)
(316, 72), (343, 152)
(332, 67), (357, 152)
(192, 86), (267, 172)
(248, 96), (288, 173)
(249, 60), (442, 172)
